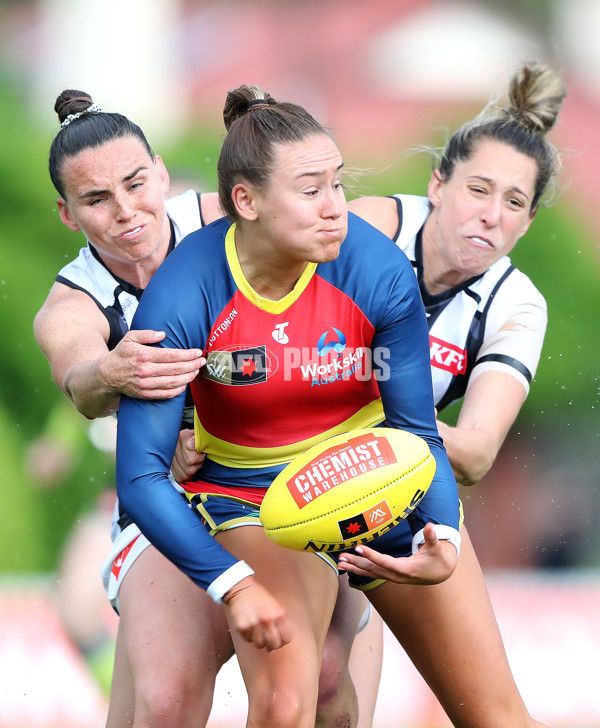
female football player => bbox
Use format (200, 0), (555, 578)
(341, 59), (566, 728)
(115, 84), (461, 728)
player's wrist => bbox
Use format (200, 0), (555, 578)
(96, 352), (120, 395)
(207, 560), (255, 604)
(411, 525), (461, 556)
(222, 574), (257, 605)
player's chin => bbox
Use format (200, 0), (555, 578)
(313, 238), (344, 263)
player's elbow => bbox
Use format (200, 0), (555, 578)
(455, 449), (497, 486)
(115, 473), (137, 516)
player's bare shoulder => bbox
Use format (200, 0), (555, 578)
(200, 192), (227, 226)
(34, 281), (110, 349)
(348, 196), (399, 239)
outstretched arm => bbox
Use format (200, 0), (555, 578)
(364, 232), (461, 582)
(437, 370), (527, 485)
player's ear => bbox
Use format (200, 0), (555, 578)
(427, 170), (444, 208)
(57, 198), (81, 232)
(519, 206), (537, 238)
(153, 155), (170, 197)
(231, 182), (258, 221)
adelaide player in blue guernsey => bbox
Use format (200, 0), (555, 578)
(116, 85), (460, 728)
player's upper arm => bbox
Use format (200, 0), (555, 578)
(469, 271), (547, 395)
(439, 273), (546, 484)
(34, 283), (110, 395)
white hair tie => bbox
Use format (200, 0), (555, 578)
(60, 103), (102, 128)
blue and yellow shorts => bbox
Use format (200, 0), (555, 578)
(185, 481), (464, 592)
(186, 484), (339, 576)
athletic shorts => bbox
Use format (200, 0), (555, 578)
(189, 491), (339, 576)
(102, 474), (186, 613)
(102, 486), (462, 608)
(100, 488), (340, 613)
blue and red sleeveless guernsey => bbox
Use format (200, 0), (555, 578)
(116, 213), (460, 593)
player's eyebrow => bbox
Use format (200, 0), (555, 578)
(295, 162), (345, 180)
(78, 166), (149, 199)
(467, 174), (530, 201)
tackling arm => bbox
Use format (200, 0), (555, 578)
(437, 370), (527, 485)
(34, 283), (205, 419)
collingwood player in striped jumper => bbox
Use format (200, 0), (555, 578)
(345, 60), (566, 728)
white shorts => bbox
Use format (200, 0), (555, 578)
(101, 522), (151, 614)
(103, 475), (184, 613)
(356, 602), (373, 635)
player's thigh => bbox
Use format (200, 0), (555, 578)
(218, 525), (338, 636)
(118, 545), (232, 690)
(218, 526), (338, 693)
(367, 527), (531, 725)
(328, 578), (371, 648)
(318, 579), (381, 724)
(322, 578), (373, 677)
(347, 594), (384, 728)
(106, 621), (135, 728)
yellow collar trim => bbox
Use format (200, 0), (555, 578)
(225, 223), (317, 313)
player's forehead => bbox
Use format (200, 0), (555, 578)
(456, 139), (537, 198)
(60, 136), (153, 196)
(270, 134), (343, 182)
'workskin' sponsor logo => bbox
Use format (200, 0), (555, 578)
(204, 346), (268, 385)
(287, 432), (397, 509)
(429, 335), (467, 375)
(298, 347), (365, 382)
(296, 326), (366, 386)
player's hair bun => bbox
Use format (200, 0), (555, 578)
(222, 85), (275, 130)
(503, 61), (566, 135)
(54, 89), (95, 126)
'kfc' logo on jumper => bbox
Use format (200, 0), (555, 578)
(429, 335), (467, 375)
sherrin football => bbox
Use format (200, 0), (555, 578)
(260, 428), (435, 552)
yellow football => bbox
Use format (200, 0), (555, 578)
(260, 428), (435, 552)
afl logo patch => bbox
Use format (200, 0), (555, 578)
(204, 346), (268, 385)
